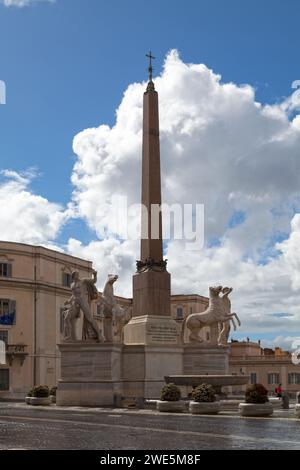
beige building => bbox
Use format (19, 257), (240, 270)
(0, 241), (93, 399)
(229, 340), (300, 395)
(1, 241), (299, 398)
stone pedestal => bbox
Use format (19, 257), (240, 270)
(183, 344), (230, 375)
(122, 345), (184, 399)
(56, 342), (123, 407)
(124, 315), (179, 346)
(126, 268), (177, 348)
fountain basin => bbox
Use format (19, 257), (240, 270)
(165, 374), (250, 394)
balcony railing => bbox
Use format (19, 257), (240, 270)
(230, 354), (291, 362)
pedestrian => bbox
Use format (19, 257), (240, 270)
(275, 383), (283, 398)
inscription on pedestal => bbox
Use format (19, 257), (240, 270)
(146, 324), (178, 344)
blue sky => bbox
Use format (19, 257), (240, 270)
(1, 0), (300, 347)
(1, 0), (299, 207)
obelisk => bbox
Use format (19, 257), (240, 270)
(124, 52), (178, 346)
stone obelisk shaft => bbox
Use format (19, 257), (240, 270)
(141, 87), (163, 262)
(131, 76), (171, 320)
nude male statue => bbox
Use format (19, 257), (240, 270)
(63, 270), (104, 342)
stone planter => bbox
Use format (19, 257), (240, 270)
(239, 402), (273, 417)
(294, 404), (300, 418)
(156, 400), (185, 413)
(189, 401), (221, 415)
(25, 396), (31, 405)
(269, 397), (282, 408)
(30, 396), (51, 406)
(50, 395), (56, 404)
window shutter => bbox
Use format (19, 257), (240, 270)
(7, 264), (12, 278)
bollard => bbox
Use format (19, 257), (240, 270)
(282, 392), (290, 409)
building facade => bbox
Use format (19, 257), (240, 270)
(229, 340), (300, 395)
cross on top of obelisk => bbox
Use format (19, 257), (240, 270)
(146, 50), (155, 92)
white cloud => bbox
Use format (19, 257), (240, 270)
(66, 237), (138, 296)
(260, 335), (300, 351)
(72, 50), (300, 247)
(0, 169), (67, 244)
(2, 0), (55, 7)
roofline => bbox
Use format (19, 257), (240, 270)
(0, 240), (92, 266)
(171, 294), (208, 301)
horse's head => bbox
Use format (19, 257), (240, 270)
(103, 274), (119, 299)
(222, 287), (233, 295)
(107, 274), (118, 285)
(209, 286), (223, 297)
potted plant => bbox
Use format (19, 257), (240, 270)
(50, 386), (57, 404)
(30, 385), (51, 406)
(189, 384), (220, 414)
(25, 389), (33, 405)
(239, 383), (273, 417)
(156, 383), (185, 412)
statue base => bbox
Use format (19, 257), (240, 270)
(183, 344), (230, 375)
(122, 344), (184, 399)
(56, 342), (123, 407)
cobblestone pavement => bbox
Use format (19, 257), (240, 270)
(0, 403), (299, 450)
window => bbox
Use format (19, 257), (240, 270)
(268, 373), (280, 385)
(0, 369), (9, 391)
(0, 330), (8, 345)
(176, 307), (184, 319)
(0, 300), (16, 325)
(250, 373), (257, 385)
(190, 307), (193, 314)
(0, 263), (12, 278)
(288, 373), (300, 385)
(63, 272), (71, 288)
(206, 331), (210, 341)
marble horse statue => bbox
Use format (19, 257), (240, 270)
(183, 285), (241, 345)
(218, 287), (241, 346)
(98, 274), (131, 342)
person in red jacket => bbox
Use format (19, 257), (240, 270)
(275, 384), (283, 397)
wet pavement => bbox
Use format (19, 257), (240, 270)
(0, 403), (299, 450)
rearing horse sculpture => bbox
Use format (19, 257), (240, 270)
(218, 287), (240, 345)
(98, 274), (131, 342)
(182, 285), (241, 344)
